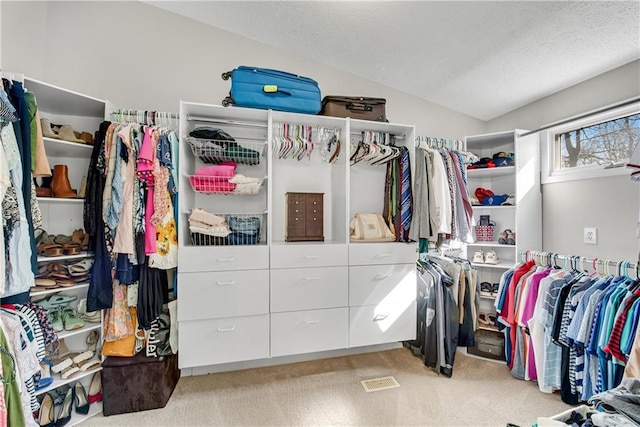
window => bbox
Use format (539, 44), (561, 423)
(542, 100), (640, 184)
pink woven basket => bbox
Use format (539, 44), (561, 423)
(475, 225), (494, 242)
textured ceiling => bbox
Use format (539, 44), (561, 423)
(145, 1), (640, 121)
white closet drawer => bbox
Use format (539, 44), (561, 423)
(271, 308), (348, 357)
(178, 270), (269, 321)
(179, 245), (269, 272)
(349, 264), (416, 306)
(348, 243), (416, 266)
(270, 244), (348, 269)
(349, 301), (417, 348)
(270, 267), (348, 313)
(178, 315), (269, 368)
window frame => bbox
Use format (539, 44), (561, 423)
(541, 100), (640, 184)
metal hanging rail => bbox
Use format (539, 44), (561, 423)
(111, 109), (179, 119)
(518, 97), (640, 138)
(519, 250), (638, 276)
(187, 115), (267, 128)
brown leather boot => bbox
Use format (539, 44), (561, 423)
(51, 165), (77, 198)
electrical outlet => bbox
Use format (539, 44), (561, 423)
(584, 227), (597, 245)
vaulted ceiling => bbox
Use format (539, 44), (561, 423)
(146, 1), (640, 121)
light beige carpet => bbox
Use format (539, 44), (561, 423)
(83, 348), (572, 426)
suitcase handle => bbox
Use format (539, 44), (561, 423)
(263, 85), (292, 97)
(346, 102), (373, 112)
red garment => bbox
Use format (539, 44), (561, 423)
(603, 289), (640, 362)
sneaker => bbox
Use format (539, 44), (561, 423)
(484, 250), (500, 265)
(472, 251), (484, 264)
(480, 282), (493, 297)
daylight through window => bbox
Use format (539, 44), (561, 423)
(554, 113), (640, 170)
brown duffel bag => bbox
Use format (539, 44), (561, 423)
(320, 96), (388, 122)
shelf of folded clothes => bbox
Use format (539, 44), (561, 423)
(188, 209), (265, 246)
(187, 173), (266, 195)
(187, 137), (265, 165)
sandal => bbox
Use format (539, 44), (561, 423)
(73, 330), (99, 364)
(34, 278), (58, 289)
(37, 242), (64, 257)
(37, 294), (77, 310)
(53, 234), (72, 245)
(62, 242), (81, 255)
(67, 259), (93, 276)
(479, 282), (493, 297)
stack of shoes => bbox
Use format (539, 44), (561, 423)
(50, 331), (101, 380)
(480, 282), (493, 297)
(478, 313), (499, 330)
(41, 118), (93, 145)
(498, 229), (516, 245)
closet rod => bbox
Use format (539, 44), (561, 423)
(111, 110), (179, 119)
(350, 132), (406, 140)
(518, 97), (640, 138)
(520, 250), (638, 272)
(187, 115), (267, 128)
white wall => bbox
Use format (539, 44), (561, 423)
(487, 60), (640, 262)
(4, 1), (639, 263)
(1, 1), (485, 140)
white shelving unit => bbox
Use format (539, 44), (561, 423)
(25, 77), (108, 424)
(177, 103), (417, 372)
(464, 129), (541, 362)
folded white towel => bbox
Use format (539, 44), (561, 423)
(189, 207), (225, 226)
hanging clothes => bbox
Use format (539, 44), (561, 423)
(409, 141), (474, 252)
(496, 257), (640, 404)
(85, 117), (178, 324)
(405, 255), (478, 378)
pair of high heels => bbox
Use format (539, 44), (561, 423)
(37, 381), (91, 427)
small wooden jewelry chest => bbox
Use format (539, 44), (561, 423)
(285, 192), (324, 242)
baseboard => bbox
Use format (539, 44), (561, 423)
(180, 343), (402, 377)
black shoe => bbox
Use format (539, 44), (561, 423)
(56, 387), (74, 427)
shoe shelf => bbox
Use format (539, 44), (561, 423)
(37, 197), (85, 204)
(471, 261), (514, 269)
(467, 241), (515, 248)
(38, 251), (94, 263)
(57, 323), (102, 341)
(69, 400), (103, 427)
(479, 294), (497, 300)
(36, 365), (102, 396)
(466, 166), (515, 178)
(43, 137), (93, 158)
(31, 283), (90, 298)
(471, 205), (516, 210)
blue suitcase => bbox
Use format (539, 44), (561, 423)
(221, 66), (321, 114)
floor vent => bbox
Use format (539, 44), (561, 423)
(360, 376), (400, 392)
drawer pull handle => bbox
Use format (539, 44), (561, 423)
(373, 313), (389, 321)
(377, 253), (392, 258)
(304, 319), (320, 324)
(217, 326), (235, 332)
(217, 258), (235, 262)
(304, 255), (320, 259)
(216, 281), (235, 286)
(304, 277), (320, 281)
(374, 274), (392, 280)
